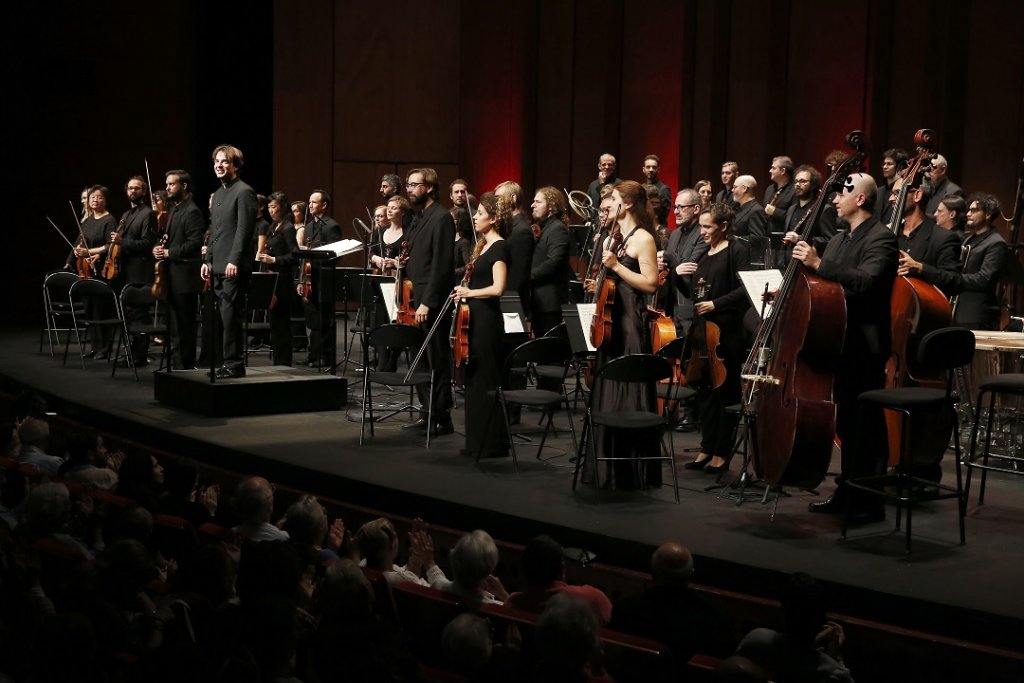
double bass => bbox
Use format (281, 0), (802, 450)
(743, 131), (866, 489)
(884, 128), (953, 465)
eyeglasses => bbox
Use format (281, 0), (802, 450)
(405, 182), (427, 189)
(673, 203), (701, 211)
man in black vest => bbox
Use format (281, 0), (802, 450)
(154, 170), (204, 369)
(202, 144), (257, 379)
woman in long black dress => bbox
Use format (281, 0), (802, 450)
(681, 202), (752, 473)
(370, 196), (408, 370)
(256, 191), (298, 366)
(454, 192), (512, 458)
(586, 180), (661, 488)
(69, 185), (118, 358)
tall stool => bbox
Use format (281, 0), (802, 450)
(841, 327), (974, 551)
(964, 373), (1024, 504)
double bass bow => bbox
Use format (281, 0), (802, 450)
(742, 131), (867, 490)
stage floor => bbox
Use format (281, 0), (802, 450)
(4, 326), (1023, 644)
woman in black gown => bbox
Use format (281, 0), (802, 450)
(681, 202), (752, 473)
(370, 196), (408, 370)
(256, 191), (298, 366)
(454, 192), (512, 458)
(69, 185), (118, 358)
(586, 180), (661, 488)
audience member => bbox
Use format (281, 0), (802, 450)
(506, 534), (612, 625)
(231, 476), (288, 542)
(115, 452), (165, 510)
(355, 516), (446, 586)
(16, 417), (63, 477)
(535, 593), (613, 683)
(733, 572), (853, 683)
(433, 528), (508, 607)
(58, 430), (119, 491)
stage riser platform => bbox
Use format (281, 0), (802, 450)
(154, 366), (346, 416)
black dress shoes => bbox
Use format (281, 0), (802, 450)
(808, 493), (845, 514)
(403, 418), (430, 430)
(684, 457), (711, 471)
(430, 420), (455, 436)
(210, 365), (245, 379)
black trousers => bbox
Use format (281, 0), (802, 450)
(214, 272), (248, 372)
(169, 290), (199, 369)
(416, 306), (453, 424)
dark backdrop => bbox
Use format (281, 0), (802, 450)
(9, 0), (1023, 324)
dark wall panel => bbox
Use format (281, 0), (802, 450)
(532, 0), (577, 192)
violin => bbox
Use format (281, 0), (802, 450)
(101, 217), (125, 280)
(301, 233), (314, 302)
(68, 200), (95, 279)
(152, 233), (169, 301)
(531, 223), (542, 241)
(450, 263), (474, 379)
(648, 267), (677, 354)
(589, 226), (623, 349)
(257, 239), (278, 310)
(395, 240), (417, 325)
(681, 278), (727, 390)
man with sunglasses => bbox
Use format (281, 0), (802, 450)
(662, 189), (710, 333)
(791, 173), (898, 523)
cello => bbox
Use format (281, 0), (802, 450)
(743, 131), (866, 489)
(681, 278), (727, 390)
(884, 129), (953, 465)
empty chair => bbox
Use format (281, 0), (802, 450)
(64, 278), (129, 370)
(41, 271), (86, 356)
(360, 323), (435, 447)
(115, 283), (170, 379)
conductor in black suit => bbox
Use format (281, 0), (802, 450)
(405, 168), (456, 434)
(154, 170), (204, 369)
(202, 144), (257, 379)
(529, 186), (573, 336)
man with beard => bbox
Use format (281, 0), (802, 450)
(892, 177), (961, 296)
(154, 170), (204, 369)
(111, 176), (159, 363)
(793, 173), (898, 523)
(529, 186), (573, 337)
(450, 178), (469, 215)
(763, 156), (796, 237)
(778, 165), (839, 266)
(302, 190), (343, 368)
(404, 168), (456, 435)
(495, 180), (536, 316)
(202, 144), (258, 379)
(874, 147), (908, 222)
(662, 189), (710, 333)
(380, 174), (402, 201)
(715, 161), (741, 210)
(642, 154), (672, 205)
(586, 153), (620, 207)
(951, 194), (1008, 330)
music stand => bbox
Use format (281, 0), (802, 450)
(343, 272), (394, 376)
(294, 250), (345, 374)
(333, 266), (365, 372)
(561, 305), (596, 358)
(243, 272), (279, 364)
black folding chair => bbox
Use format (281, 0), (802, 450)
(64, 278), (129, 372)
(360, 323), (435, 447)
(41, 271), (85, 355)
(115, 283), (170, 379)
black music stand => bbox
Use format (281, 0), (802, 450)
(331, 266), (364, 374)
(343, 272), (394, 376)
(561, 305), (596, 359)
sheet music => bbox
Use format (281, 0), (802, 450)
(575, 303), (598, 353)
(313, 239), (364, 257)
(503, 313), (525, 334)
(738, 269), (784, 319)
(380, 283), (397, 321)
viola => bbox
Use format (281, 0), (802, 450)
(648, 267), (677, 354)
(450, 263), (474, 377)
(102, 217), (125, 280)
(75, 238), (95, 279)
(589, 226), (624, 349)
(152, 233), (169, 301)
(531, 223), (542, 241)
(681, 278), (727, 390)
(395, 240), (417, 326)
(301, 233), (314, 302)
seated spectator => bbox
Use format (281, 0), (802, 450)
(155, 459), (218, 528)
(733, 572), (853, 683)
(19, 482), (93, 559)
(231, 476), (288, 542)
(505, 534), (612, 625)
(716, 655), (772, 682)
(611, 541), (733, 665)
(115, 452), (165, 510)
(16, 417), (63, 477)
(535, 594), (613, 683)
(282, 494), (344, 564)
(355, 516), (445, 586)
(312, 558), (416, 683)
(432, 529), (508, 607)
(58, 430), (119, 491)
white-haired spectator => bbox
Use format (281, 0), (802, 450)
(232, 476), (288, 542)
(432, 529), (507, 607)
(16, 417), (64, 477)
(355, 517), (446, 586)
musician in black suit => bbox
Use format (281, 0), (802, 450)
(777, 165), (839, 267)
(201, 144), (258, 379)
(715, 161), (741, 210)
(113, 176), (159, 363)
(529, 186), (573, 336)
(952, 194), (1008, 330)
(405, 168), (456, 434)
(762, 156), (796, 237)
(793, 173), (898, 523)
(154, 170), (204, 369)
(892, 177), (961, 296)
(662, 189), (710, 333)
(495, 180), (535, 316)
(301, 189), (342, 367)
